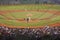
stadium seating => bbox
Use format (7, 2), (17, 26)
(0, 26), (60, 40)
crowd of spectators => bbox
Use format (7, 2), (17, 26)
(0, 26), (60, 40)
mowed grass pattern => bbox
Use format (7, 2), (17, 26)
(0, 4), (60, 27)
(0, 5), (60, 10)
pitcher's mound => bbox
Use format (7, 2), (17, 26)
(16, 19), (40, 23)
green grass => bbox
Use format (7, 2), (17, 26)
(0, 5), (60, 10)
(0, 12), (60, 26)
(3, 12), (53, 19)
(0, 4), (60, 27)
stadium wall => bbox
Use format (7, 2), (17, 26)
(0, 0), (60, 5)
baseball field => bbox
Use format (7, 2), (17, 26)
(0, 4), (60, 28)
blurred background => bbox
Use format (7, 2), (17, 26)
(0, 0), (60, 5)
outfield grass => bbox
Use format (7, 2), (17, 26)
(0, 5), (60, 10)
(0, 4), (60, 27)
